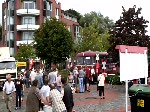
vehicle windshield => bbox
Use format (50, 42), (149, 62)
(0, 61), (16, 70)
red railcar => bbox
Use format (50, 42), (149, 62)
(76, 50), (119, 74)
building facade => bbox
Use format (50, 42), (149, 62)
(2, 0), (79, 56)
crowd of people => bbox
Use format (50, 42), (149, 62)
(2, 64), (106, 112)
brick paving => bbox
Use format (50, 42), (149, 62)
(0, 84), (131, 112)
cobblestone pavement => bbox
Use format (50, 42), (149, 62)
(0, 84), (131, 112)
(73, 84), (131, 112)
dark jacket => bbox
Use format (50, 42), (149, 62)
(63, 84), (74, 109)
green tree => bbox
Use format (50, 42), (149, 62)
(33, 18), (73, 65)
(0, 25), (2, 41)
(79, 11), (114, 34)
(14, 44), (36, 62)
(65, 9), (82, 22)
(74, 18), (110, 53)
(108, 6), (150, 63)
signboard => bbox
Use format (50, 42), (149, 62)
(16, 62), (27, 67)
(115, 45), (148, 112)
(96, 54), (99, 60)
(119, 49), (148, 81)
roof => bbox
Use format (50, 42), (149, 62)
(115, 45), (147, 54)
(61, 10), (78, 18)
(76, 51), (108, 57)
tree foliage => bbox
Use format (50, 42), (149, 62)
(65, 9), (82, 23)
(33, 18), (73, 64)
(107, 6), (150, 62)
(14, 44), (36, 62)
(74, 18), (110, 53)
(79, 11), (114, 34)
(0, 25), (2, 41)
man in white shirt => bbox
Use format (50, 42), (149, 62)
(30, 69), (36, 82)
(40, 79), (50, 110)
(2, 74), (16, 112)
(48, 69), (57, 86)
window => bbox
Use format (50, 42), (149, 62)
(0, 62), (16, 70)
(4, 19), (6, 31)
(24, 18), (32, 24)
(22, 32), (34, 40)
(10, 40), (14, 47)
(3, 8), (6, 16)
(10, 32), (14, 40)
(9, 25), (14, 31)
(24, 1), (35, 9)
(49, 2), (52, 11)
(23, 17), (35, 25)
(56, 8), (59, 16)
(84, 57), (91, 65)
(10, 10), (14, 16)
(77, 57), (84, 65)
(9, 1), (14, 10)
(43, 1), (47, 9)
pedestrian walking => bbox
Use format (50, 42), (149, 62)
(35, 68), (44, 89)
(14, 74), (24, 110)
(20, 74), (25, 101)
(91, 66), (95, 84)
(97, 73), (105, 99)
(61, 77), (74, 112)
(2, 74), (16, 112)
(78, 66), (85, 93)
(24, 69), (31, 88)
(85, 65), (91, 92)
(73, 66), (79, 88)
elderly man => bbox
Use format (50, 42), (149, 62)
(2, 74), (16, 112)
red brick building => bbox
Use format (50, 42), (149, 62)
(1, 0), (79, 56)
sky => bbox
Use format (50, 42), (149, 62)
(0, 0), (150, 34)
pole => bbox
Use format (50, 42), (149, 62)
(8, 2), (10, 49)
(125, 80), (128, 112)
(144, 50), (148, 85)
(27, 8), (29, 44)
(125, 49), (128, 112)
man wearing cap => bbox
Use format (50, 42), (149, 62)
(2, 74), (16, 112)
(14, 74), (24, 110)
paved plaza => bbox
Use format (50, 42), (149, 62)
(0, 84), (131, 112)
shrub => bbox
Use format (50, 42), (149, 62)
(106, 73), (124, 85)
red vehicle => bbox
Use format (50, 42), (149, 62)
(76, 50), (119, 74)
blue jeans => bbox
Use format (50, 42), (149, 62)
(79, 78), (84, 92)
(26, 78), (30, 88)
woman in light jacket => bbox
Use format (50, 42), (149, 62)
(97, 73), (105, 99)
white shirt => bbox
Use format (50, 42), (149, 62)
(3, 81), (16, 94)
(40, 85), (50, 98)
(30, 70), (36, 82)
(91, 68), (95, 75)
(97, 74), (105, 86)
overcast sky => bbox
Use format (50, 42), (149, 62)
(0, 0), (150, 34)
